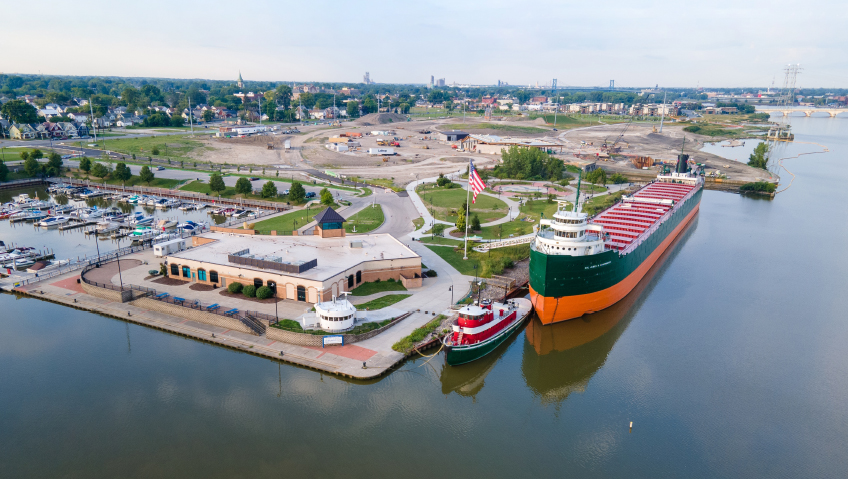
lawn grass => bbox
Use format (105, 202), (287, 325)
(582, 184), (607, 193)
(251, 204), (334, 234)
(419, 236), (465, 246)
(345, 204), (384, 233)
(270, 318), (394, 336)
(582, 190), (627, 216)
(78, 135), (212, 162)
(356, 187), (373, 197)
(0, 148), (39, 162)
(682, 123), (766, 139)
(392, 315), (446, 353)
(440, 122), (548, 134)
(424, 243), (529, 277)
(348, 177), (403, 192)
(476, 199), (567, 239)
(355, 294), (411, 310)
(350, 279), (407, 296)
(73, 172), (182, 189)
(532, 114), (629, 129)
(412, 217), (425, 230)
(417, 184), (508, 223)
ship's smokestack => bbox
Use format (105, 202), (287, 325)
(676, 154), (690, 174)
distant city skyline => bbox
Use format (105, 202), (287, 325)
(2, 0), (846, 88)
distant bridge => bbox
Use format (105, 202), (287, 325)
(758, 107), (848, 118)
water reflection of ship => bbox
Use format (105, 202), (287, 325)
(439, 319), (525, 400)
(521, 216), (699, 405)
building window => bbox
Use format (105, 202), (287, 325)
(348, 275), (354, 288)
(170, 264), (179, 276)
(297, 286), (306, 302)
(209, 271), (219, 283)
(197, 269), (207, 281)
(182, 266), (191, 278)
(322, 222), (343, 230)
(254, 278), (263, 288)
(356, 271), (362, 284)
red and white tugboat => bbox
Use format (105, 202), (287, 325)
(443, 297), (533, 366)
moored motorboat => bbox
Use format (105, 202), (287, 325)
(38, 216), (70, 228)
(443, 298), (533, 366)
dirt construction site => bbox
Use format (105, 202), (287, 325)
(183, 115), (776, 186)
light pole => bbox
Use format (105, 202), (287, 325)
(114, 236), (125, 291)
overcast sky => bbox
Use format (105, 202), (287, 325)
(2, 0), (846, 88)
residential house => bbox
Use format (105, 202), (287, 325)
(0, 119), (10, 138)
(295, 105), (308, 120)
(9, 123), (39, 139)
(116, 116), (137, 127)
(38, 108), (61, 119)
(68, 112), (89, 123)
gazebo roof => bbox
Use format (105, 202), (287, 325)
(313, 206), (346, 224)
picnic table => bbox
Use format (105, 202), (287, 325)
(173, 297), (185, 305)
(155, 292), (169, 299)
(224, 308), (239, 316)
(206, 304), (220, 311)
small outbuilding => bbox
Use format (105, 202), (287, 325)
(437, 130), (469, 142)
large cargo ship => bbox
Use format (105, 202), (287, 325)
(529, 154), (703, 324)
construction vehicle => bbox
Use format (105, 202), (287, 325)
(602, 117), (634, 153)
(390, 141), (400, 147)
(376, 139), (389, 146)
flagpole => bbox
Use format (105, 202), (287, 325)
(463, 160), (471, 260)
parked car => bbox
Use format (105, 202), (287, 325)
(249, 177), (260, 181)
(156, 166), (165, 171)
(305, 192), (316, 198)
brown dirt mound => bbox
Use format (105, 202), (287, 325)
(533, 117), (549, 125)
(152, 276), (188, 286)
(354, 112), (408, 126)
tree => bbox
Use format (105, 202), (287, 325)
(151, 147), (160, 155)
(113, 162), (132, 182)
(444, 100), (454, 111)
(170, 114), (185, 127)
(19, 151), (29, 162)
(235, 177), (252, 195)
(288, 181), (306, 203)
(202, 110), (213, 122)
(456, 207), (466, 232)
(261, 181), (277, 198)
(91, 162), (109, 178)
(748, 142), (769, 169)
(471, 214), (481, 231)
(0, 160), (8, 182)
(79, 156), (92, 173)
(319, 187), (333, 205)
(30, 149), (43, 161)
(586, 168), (607, 186)
(46, 152), (63, 176)
(1, 100), (38, 123)
(346, 101), (359, 118)
(24, 156), (40, 177)
(609, 173), (628, 184)
(436, 173), (451, 187)
(139, 165), (155, 185)
(209, 173), (226, 196)
(399, 102), (410, 114)
(274, 85), (293, 109)
(495, 146), (563, 181)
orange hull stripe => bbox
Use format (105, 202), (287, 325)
(531, 203), (700, 324)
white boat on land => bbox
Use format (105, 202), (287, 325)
(39, 216), (70, 228)
(155, 219), (178, 230)
(96, 221), (121, 234)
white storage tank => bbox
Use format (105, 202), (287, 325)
(154, 238), (187, 257)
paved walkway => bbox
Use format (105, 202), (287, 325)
(7, 268), (403, 379)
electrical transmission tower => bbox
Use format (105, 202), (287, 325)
(769, 64), (802, 142)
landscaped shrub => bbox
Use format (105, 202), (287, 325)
(256, 286), (273, 299)
(425, 270), (437, 277)
(387, 278), (395, 282)
(242, 285), (257, 298)
(228, 282), (243, 294)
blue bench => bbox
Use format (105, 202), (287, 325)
(155, 292), (169, 299)
(224, 308), (238, 316)
(206, 304), (220, 311)
(173, 297), (185, 304)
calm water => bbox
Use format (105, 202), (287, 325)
(2, 117), (847, 478)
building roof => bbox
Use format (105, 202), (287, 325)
(167, 232), (419, 282)
(441, 130), (468, 135)
(313, 206), (346, 224)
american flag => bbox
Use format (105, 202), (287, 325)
(469, 161), (486, 203)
